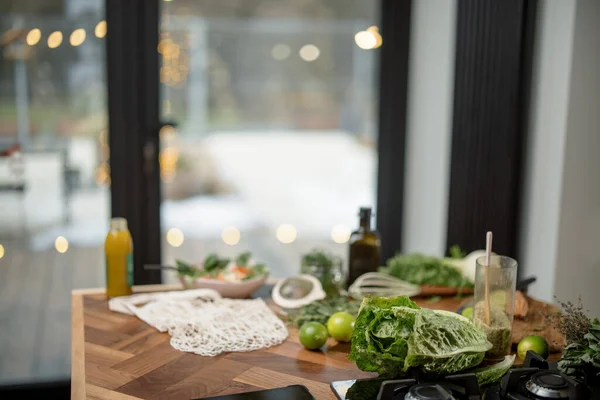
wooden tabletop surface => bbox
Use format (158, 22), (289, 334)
(70, 285), (548, 400)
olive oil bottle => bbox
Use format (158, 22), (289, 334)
(105, 217), (133, 298)
(347, 207), (381, 286)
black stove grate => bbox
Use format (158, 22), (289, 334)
(331, 351), (596, 400)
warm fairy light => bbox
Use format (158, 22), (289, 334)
(221, 226), (241, 246)
(271, 44), (291, 60)
(70, 28), (86, 47)
(95, 20), (107, 39)
(55, 236), (69, 253)
(159, 147), (178, 168)
(98, 130), (107, 145)
(160, 124), (176, 140)
(26, 29), (41, 46)
(157, 38), (170, 54)
(95, 163), (111, 186)
(355, 26), (382, 50)
(159, 39), (179, 58)
(354, 31), (376, 50)
(47, 31), (63, 49)
(299, 44), (320, 62)
(331, 224), (351, 244)
(159, 146), (178, 182)
(0, 244), (4, 259)
(367, 25), (383, 48)
(166, 228), (184, 247)
(276, 224), (297, 244)
(100, 144), (110, 161)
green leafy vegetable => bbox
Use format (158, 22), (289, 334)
(243, 263), (267, 280)
(302, 250), (334, 269)
(175, 259), (204, 278)
(551, 298), (600, 381)
(405, 309), (492, 373)
(350, 296), (491, 378)
(350, 296), (419, 378)
(471, 355), (516, 386)
(236, 252), (252, 267)
(175, 252), (267, 280)
(558, 318), (600, 379)
(292, 296), (361, 328)
(380, 253), (473, 288)
(345, 379), (385, 400)
(203, 254), (230, 272)
(449, 245), (467, 259)
(301, 249), (342, 297)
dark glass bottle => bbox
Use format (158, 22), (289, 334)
(347, 207), (381, 286)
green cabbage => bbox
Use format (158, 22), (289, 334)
(470, 355), (516, 386)
(350, 296), (492, 378)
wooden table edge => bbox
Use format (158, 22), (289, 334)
(71, 292), (86, 400)
(70, 281), (283, 399)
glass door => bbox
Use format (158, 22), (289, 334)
(157, 1), (381, 280)
(0, 0), (108, 385)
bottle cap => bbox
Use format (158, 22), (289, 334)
(359, 207), (372, 218)
(110, 217), (128, 231)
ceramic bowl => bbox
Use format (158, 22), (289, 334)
(179, 273), (269, 299)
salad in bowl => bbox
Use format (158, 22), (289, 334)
(175, 252), (269, 298)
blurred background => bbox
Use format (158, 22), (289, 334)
(0, 0), (379, 386)
(1, 0), (599, 395)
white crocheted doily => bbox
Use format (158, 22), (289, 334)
(109, 289), (288, 356)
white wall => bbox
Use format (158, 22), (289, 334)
(519, 0), (576, 302)
(402, 0), (457, 256)
(553, 0), (600, 316)
(520, 0), (600, 315)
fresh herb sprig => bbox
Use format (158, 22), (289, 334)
(553, 297), (600, 381)
(292, 296), (361, 328)
(553, 297), (592, 344)
(301, 249), (342, 297)
(302, 250), (334, 269)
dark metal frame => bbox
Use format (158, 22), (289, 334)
(445, 0), (538, 257)
(106, 0), (162, 284)
(376, 0), (413, 261)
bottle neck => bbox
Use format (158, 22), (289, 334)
(359, 217), (371, 231)
(110, 217), (128, 231)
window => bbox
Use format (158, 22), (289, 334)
(0, 0), (107, 384)
(158, 0), (381, 279)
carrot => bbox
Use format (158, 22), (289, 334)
(231, 266), (250, 279)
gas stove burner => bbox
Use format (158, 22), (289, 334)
(374, 373), (480, 400)
(405, 383), (455, 400)
(525, 371), (570, 399)
(330, 351), (597, 400)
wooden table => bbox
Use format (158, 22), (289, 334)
(70, 286), (540, 400)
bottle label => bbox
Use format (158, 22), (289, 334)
(127, 253), (134, 287)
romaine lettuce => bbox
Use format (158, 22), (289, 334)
(471, 355), (516, 386)
(350, 296), (492, 378)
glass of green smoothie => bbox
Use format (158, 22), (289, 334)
(473, 255), (518, 361)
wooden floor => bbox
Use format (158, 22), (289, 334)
(0, 235), (345, 385)
(0, 242), (105, 385)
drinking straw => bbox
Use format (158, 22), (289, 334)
(484, 231), (492, 325)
